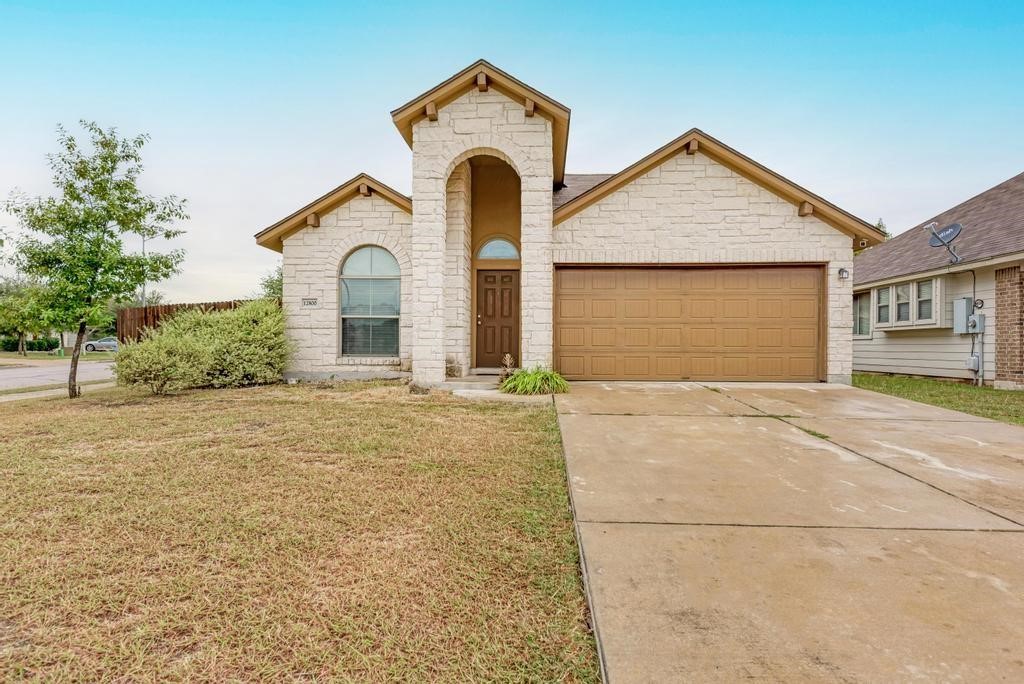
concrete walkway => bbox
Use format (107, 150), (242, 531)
(557, 382), (1024, 682)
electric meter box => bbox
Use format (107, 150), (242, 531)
(953, 297), (973, 334)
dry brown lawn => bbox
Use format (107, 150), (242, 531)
(0, 382), (597, 681)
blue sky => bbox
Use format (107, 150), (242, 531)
(2, 1), (1022, 300)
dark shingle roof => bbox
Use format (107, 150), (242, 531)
(854, 171), (1024, 286)
(553, 174), (615, 210)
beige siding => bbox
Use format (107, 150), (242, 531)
(853, 265), (1012, 380)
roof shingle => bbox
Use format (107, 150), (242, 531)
(553, 173), (615, 210)
(854, 171), (1024, 286)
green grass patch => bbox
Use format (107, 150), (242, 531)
(853, 372), (1024, 426)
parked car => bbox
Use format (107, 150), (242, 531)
(85, 336), (119, 352)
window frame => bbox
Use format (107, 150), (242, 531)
(338, 246), (401, 358)
(872, 277), (941, 330)
(915, 279), (935, 323)
(853, 291), (871, 338)
(476, 237), (521, 261)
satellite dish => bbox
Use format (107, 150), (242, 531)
(928, 222), (963, 247)
(924, 222), (964, 263)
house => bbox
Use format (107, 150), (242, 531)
(853, 171), (1024, 389)
(254, 60), (884, 385)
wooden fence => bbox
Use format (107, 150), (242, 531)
(116, 300), (246, 342)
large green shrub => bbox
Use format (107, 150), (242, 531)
(114, 333), (211, 395)
(499, 367), (570, 395)
(115, 300), (288, 394)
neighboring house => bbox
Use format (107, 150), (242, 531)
(853, 172), (1024, 389)
(254, 60), (884, 385)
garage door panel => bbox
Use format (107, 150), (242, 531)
(591, 328), (616, 347)
(554, 266), (822, 381)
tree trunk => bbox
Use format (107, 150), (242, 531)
(18, 332), (26, 356)
(68, 321), (88, 399)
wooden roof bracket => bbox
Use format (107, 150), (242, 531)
(685, 139), (699, 155)
(524, 98), (535, 117)
(476, 72), (488, 91)
(798, 201), (814, 217)
(358, 183), (371, 197)
(425, 101), (438, 121)
(305, 213), (320, 227)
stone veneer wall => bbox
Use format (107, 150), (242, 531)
(995, 265), (1024, 389)
(552, 151), (855, 383)
(281, 194), (412, 377)
(410, 87), (553, 384)
(444, 161), (472, 376)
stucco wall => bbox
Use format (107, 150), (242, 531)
(410, 87), (553, 384)
(281, 194), (412, 377)
(553, 151), (855, 383)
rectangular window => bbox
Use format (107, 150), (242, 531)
(895, 284), (911, 322)
(341, 318), (399, 356)
(853, 292), (871, 336)
(916, 280), (934, 321)
(876, 287), (890, 323)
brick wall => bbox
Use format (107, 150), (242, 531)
(553, 151), (855, 383)
(995, 265), (1024, 388)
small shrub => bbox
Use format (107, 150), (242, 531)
(498, 353), (517, 383)
(114, 299), (289, 394)
(499, 367), (570, 395)
(29, 337), (60, 351)
(0, 337), (18, 352)
(115, 334), (211, 395)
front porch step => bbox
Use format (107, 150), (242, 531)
(442, 375), (500, 391)
(469, 367), (502, 376)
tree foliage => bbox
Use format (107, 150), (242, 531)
(257, 264), (283, 299)
(0, 278), (51, 354)
(4, 121), (187, 396)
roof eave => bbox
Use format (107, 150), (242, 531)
(390, 59), (570, 185)
(854, 248), (1024, 289)
(553, 129), (884, 245)
(254, 174), (411, 253)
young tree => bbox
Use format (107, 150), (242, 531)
(256, 264), (283, 299)
(5, 121), (187, 397)
(875, 218), (890, 239)
(0, 278), (49, 355)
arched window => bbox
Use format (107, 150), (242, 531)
(477, 238), (520, 260)
(340, 246), (400, 356)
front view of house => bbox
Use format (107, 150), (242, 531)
(255, 60), (885, 386)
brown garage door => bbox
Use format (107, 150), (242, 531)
(554, 266), (823, 381)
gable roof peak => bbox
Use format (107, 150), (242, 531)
(390, 60), (570, 185)
(254, 173), (411, 253)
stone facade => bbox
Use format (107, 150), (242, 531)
(410, 88), (553, 384)
(553, 151), (854, 383)
(269, 64), (868, 386)
(281, 194), (412, 378)
(444, 161), (472, 376)
(995, 265), (1024, 389)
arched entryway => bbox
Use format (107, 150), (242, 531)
(443, 153), (522, 374)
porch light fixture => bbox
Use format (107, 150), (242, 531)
(838, 268), (850, 280)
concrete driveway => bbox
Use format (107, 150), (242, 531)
(557, 382), (1024, 682)
(0, 358), (114, 391)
